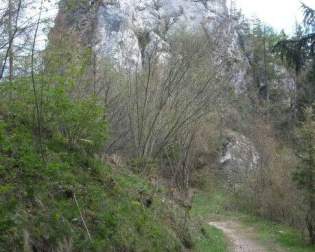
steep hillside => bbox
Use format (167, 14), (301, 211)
(0, 79), (189, 251)
(1, 0), (314, 250)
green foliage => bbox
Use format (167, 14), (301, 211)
(274, 4), (315, 73)
(127, 157), (157, 175)
(0, 16), (191, 249)
(193, 189), (314, 251)
(240, 215), (315, 252)
(274, 4), (315, 117)
(248, 20), (283, 98)
(294, 107), (315, 244)
(0, 76), (184, 251)
(190, 190), (229, 252)
(47, 88), (107, 152)
(191, 190), (230, 219)
(241, 19), (294, 130)
(294, 108), (315, 189)
(45, 31), (92, 80)
(192, 225), (227, 252)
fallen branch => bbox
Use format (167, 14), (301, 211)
(73, 193), (92, 242)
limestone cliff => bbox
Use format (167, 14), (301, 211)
(95, 0), (227, 67)
(53, 0), (250, 90)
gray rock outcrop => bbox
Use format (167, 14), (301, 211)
(95, 0), (227, 65)
(220, 131), (260, 187)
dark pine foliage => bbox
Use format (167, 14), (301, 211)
(274, 4), (315, 73)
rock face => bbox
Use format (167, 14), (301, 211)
(53, 0), (250, 92)
(271, 65), (296, 108)
(95, 0), (229, 69)
(220, 131), (260, 187)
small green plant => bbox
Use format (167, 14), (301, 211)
(127, 157), (157, 175)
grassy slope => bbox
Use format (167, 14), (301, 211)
(0, 117), (184, 251)
(192, 190), (315, 252)
(240, 216), (314, 252)
(191, 224), (228, 252)
(0, 78), (191, 251)
(190, 190), (229, 252)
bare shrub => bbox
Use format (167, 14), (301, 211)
(97, 31), (232, 190)
(235, 118), (304, 228)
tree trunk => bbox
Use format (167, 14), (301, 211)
(8, 0), (14, 81)
(306, 217), (315, 244)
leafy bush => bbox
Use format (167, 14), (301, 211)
(0, 79), (183, 251)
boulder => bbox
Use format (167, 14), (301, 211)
(220, 131), (260, 187)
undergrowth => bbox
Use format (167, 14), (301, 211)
(0, 80), (184, 251)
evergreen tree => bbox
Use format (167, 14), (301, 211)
(274, 4), (315, 121)
(295, 107), (315, 244)
(275, 4), (315, 73)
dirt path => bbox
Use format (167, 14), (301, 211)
(209, 221), (281, 252)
